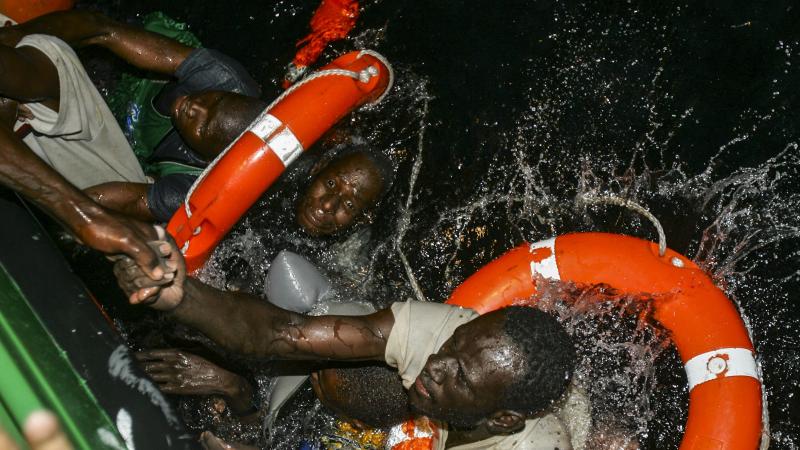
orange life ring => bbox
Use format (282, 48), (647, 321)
(446, 232), (763, 450)
(0, 0), (73, 23)
(167, 50), (392, 272)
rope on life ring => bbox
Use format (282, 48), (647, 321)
(167, 50), (393, 270)
(182, 50), (394, 223)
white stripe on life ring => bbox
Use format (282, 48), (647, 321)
(529, 237), (561, 281)
(684, 347), (759, 391)
(268, 127), (304, 167)
(250, 114), (283, 141)
(248, 113), (305, 167)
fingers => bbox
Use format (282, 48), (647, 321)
(17, 104), (34, 121)
(113, 252), (174, 305)
(0, 425), (20, 450)
(130, 286), (162, 306)
(23, 411), (73, 450)
(147, 371), (179, 384)
(136, 350), (184, 388)
(200, 431), (234, 450)
(140, 238), (178, 283)
(154, 225), (166, 240)
(123, 225), (171, 282)
(136, 349), (184, 361)
(116, 256), (172, 287)
(130, 241), (164, 282)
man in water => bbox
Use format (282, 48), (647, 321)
(0, 9), (265, 223)
(1, 10), (386, 270)
(115, 239), (577, 449)
(136, 348), (412, 443)
(0, 14), (168, 280)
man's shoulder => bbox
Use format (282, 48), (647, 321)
(16, 34), (75, 59)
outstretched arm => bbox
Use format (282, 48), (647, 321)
(114, 240), (395, 362)
(0, 10), (193, 75)
(176, 278), (393, 361)
(0, 125), (167, 280)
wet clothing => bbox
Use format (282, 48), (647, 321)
(385, 301), (479, 389)
(141, 47), (261, 222)
(15, 35), (147, 189)
(385, 301), (574, 450)
(108, 11), (203, 164)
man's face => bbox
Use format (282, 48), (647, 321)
(296, 153), (383, 236)
(171, 91), (255, 159)
(408, 313), (522, 427)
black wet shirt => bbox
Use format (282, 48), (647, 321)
(146, 48), (260, 222)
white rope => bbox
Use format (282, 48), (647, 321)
(357, 49), (395, 105)
(181, 50), (394, 223)
(580, 194), (668, 256)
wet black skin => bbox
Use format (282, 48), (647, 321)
(115, 240), (531, 443)
(170, 91), (265, 161)
(296, 153), (385, 236)
(0, 11), (178, 277)
(135, 349), (255, 416)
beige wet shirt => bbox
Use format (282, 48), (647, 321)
(15, 35), (146, 189)
(384, 301), (574, 450)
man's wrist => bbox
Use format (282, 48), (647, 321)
(61, 197), (111, 238)
(164, 277), (200, 317)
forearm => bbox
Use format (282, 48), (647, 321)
(3, 10), (111, 48)
(84, 182), (155, 222)
(167, 278), (391, 361)
(167, 278), (308, 358)
(5, 10), (192, 75)
(0, 127), (109, 234)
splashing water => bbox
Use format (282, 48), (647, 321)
(80, 0), (800, 448)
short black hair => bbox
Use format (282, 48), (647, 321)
(327, 363), (411, 428)
(215, 95), (269, 148)
(499, 306), (575, 416)
(322, 148), (396, 201)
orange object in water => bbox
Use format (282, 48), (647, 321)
(284, 0), (359, 87)
(167, 50), (392, 272)
(388, 417), (438, 450)
(446, 232), (764, 450)
(0, 0), (73, 23)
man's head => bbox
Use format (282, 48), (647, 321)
(311, 363), (411, 429)
(296, 151), (393, 236)
(409, 307), (575, 434)
(171, 91), (266, 159)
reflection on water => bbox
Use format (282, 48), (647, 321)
(81, 0), (800, 448)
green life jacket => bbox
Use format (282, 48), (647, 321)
(106, 12), (204, 177)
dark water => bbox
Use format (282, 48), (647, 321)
(76, 0), (800, 448)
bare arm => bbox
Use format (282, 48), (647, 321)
(0, 10), (193, 75)
(0, 44), (59, 108)
(114, 241), (395, 362)
(0, 126), (166, 279)
(84, 182), (155, 222)
(174, 278), (393, 361)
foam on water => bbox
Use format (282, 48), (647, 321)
(97, 0), (800, 448)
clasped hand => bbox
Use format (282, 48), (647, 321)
(113, 233), (186, 311)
